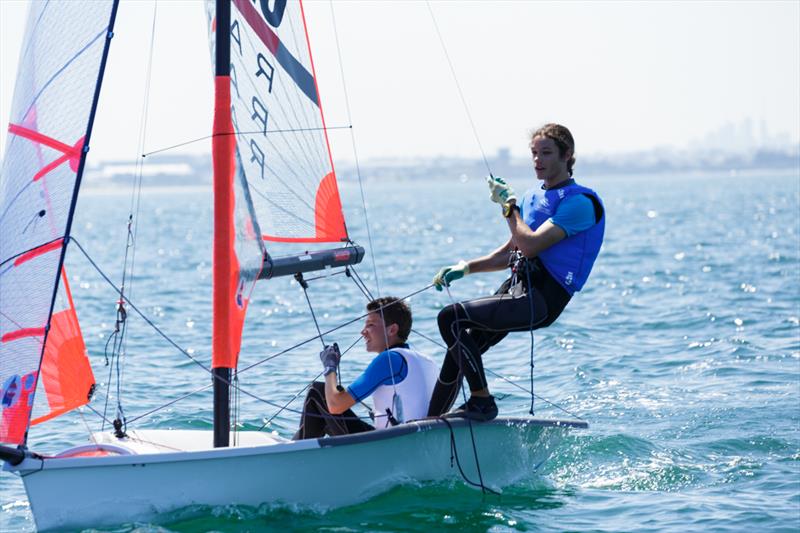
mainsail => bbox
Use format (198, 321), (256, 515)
(205, 0), (349, 374)
(207, 0), (347, 246)
(0, 1), (118, 444)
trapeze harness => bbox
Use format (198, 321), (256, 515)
(427, 179), (605, 416)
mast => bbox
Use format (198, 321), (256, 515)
(212, 0), (233, 448)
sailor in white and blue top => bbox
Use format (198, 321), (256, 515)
(293, 297), (437, 439)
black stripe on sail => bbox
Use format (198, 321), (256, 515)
(233, 0), (318, 107)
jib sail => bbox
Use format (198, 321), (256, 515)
(0, 1), (118, 444)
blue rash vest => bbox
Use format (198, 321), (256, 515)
(519, 179), (605, 295)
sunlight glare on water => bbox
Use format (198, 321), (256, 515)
(0, 170), (798, 531)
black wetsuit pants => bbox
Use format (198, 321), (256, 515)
(427, 271), (570, 417)
(293, 381), (374, 440)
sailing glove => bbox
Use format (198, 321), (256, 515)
(432, 260), (470, 291)
(487, 175), (517, 204)
(320, 343), (341, 376)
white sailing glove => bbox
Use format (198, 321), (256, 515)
(487, 175), (517, 205)
(433, 260), (470, 291)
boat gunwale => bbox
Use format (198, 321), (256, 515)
(319, 416), (588, 447)
(5, 416), (587, 473)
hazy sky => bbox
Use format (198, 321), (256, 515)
(1, 0), (798, 164)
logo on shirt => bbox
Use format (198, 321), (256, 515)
(565, 271), (574, 285)
(535, 195), (552, 215)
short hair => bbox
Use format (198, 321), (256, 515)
(366, 297), (412, 342)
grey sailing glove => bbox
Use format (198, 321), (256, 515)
(319, 343), (341, 376)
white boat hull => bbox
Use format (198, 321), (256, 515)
(7, 417), (585, 531)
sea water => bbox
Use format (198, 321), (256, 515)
(1, 169), (798, 532)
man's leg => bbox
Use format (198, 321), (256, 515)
(428, 289), (549, 416)
(427, 306), (508, 416)
(294, 382), (373, 439)
(293, 381), (330, 440)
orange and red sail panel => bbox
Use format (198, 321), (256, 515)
(0, 1), (113, 444)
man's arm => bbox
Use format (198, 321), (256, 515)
(465, 238), (515, 274)
(502, 193), (597, 257)
(324, 371), (356, 414)
(503, 212), (566, 258)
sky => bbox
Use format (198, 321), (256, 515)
(1, 0), (799, 164)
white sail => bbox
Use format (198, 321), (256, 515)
(207, 0), (348, 245)
(0, 0), (116, 445)
(0, 4), (586, 531)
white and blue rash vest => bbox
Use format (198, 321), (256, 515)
(520, 179), (605, 294)
(347, 345), (438, 429)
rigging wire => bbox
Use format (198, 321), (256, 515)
(140, 126), (352, 158)
(77, 236), (586, 431)
(74, 232), (584, 428)
(327, 3), (380, 300)
(258, 334), (366, 431)
(327, 0), (401, 418)
(345, 262), (374, 301)
(296, 272), (327, 349)
(417, 293), (583, 422)
(71, 237), (425, 424)
(99, 0), (159, 437)
(424, 0), (493, 176)
(524, 265), (536, 415)
(45, 1), (583, 451)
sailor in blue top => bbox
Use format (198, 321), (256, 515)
(294, 297), (437, 439)
(429, 123), (605, 421)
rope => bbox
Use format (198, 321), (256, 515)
(524, 264), (536, 415)
(297, 273), (326, 349)
(328, 0), (407, 420)
(443, 284), (491, 494)
(439, 418), (500, 495)
(75, 240), (583, 441)
(414, 326), (585, 422)
(76, 235), (584, 428)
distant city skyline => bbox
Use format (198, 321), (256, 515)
(2, 0), (799, 164)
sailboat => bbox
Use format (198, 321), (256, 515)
(0, 1), (587, 530)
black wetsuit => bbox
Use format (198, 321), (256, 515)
(293, 382), (373, 440)
(426, 256), (570, 416)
